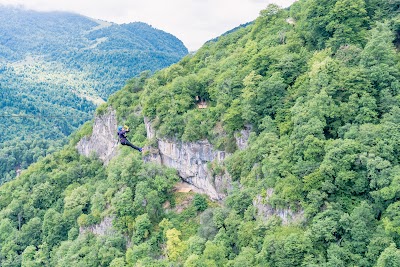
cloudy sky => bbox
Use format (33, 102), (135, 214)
(0, 0), (297, 51)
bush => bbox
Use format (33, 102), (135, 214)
(193, 194), (208, 212)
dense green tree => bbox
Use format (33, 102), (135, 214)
(202, 241), (228, 267)
(295, 0), (338, 49)
(21, 246), (39, 267)
(42, 209), (66, 248)
(326, 0), (368, 50)
(185, 236), (206, 256)
(229, 247), (257, 267)
(376, 243), (400, 267)
(360, 22), (400, 114)
(126, 242), (152, 266)
(166, 228), (186, 262)
(132, 214), (152, 245)
(192, 194), (208, 212)
(109, 257), (127, 267)
(198, 209), (219, 241)
(258, 228), (312, 267)
(19, 217), (42, 248)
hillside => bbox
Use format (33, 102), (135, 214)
(1, 0), (400, 266)
(0, 5), (188, 183)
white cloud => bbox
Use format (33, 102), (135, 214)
(0, 0), (296, 51)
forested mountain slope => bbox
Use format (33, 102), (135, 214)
(1, 0), (400, 266)
(0, 6), (188, 183)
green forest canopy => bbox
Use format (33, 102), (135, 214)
(1, 0), (400, 266)
(0, 6), (188, 184)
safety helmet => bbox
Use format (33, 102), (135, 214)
(117, 125), (123, 131)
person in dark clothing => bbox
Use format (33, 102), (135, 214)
(117, 125), (142, 152)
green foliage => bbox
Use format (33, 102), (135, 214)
(0, 138), (61, 184)
(326, 0), (369, 50)
(192, 194), (208, 212)
(2, 0), (400, 266)
(198, 209), (219, 241)
(42, 209), (66, 247)
(0, 6), (187, 182)
(126, 242), (151, 266)
(225, 187), (253, 216)
(376, 243), (400, 267)
(258, 227), (312, 267)
(95, 103), (109, 116)
(166, 228), (186, 261)
(202, 241), (228, 266)
(132, 214), (152, 245)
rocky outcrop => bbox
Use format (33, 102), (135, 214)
(144, 118), (233, 200)
(76, 112), (248, 200)
(253, 189), (304, 225)
(234, 125), (251, 150)
(76, 107), (119, 164)
(80, 216), (114, 236)
(286, 17), (296, 25)
(76, 108), (302, 225)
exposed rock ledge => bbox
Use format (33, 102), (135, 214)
(253, 189), (304, 225)
(76, 107), (119, 165)
(80, 216), (114, 236)
(145, 137), (230, 200)
(76, 108), (302, 224)
(75, 108), (249, 200)
(144, 117), (245, 200)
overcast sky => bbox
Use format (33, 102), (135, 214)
(0, 0), (297, 51)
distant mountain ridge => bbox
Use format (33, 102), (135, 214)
(2, 1), (400, 266)
(0, 5), (188, 97)
(0, 5), (188, 183)
(0, 6), (188, 58)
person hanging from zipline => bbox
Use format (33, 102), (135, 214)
(117, 125), (142, 152)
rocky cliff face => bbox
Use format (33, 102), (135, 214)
(144, 117), (241, 200)
(76, 109), (301, 223)
(149, 138), (230, 200)
(234, 125), (251, 150)
(80, 216), (115, 236)
(75, 109), (246, 201)
(76, 107), (119, 164)
(253, 189), (304, 225)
